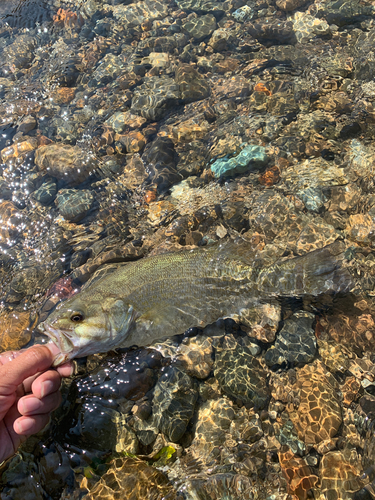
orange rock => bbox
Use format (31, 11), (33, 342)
(37, 135), (54, 147)
(254, 82), (272, 96)
(259, 165), (280, 186)
(144, 189), (157, 204)
(341, 376), (361, 406)
(0, 201), (24, 244)
(1, 139), (37, 163)
(53, 8), (84, 29)
(0, 310), (38, 353)
(51, 87), (76, 105)
(279, 446), (318, 500)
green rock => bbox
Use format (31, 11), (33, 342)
(211, 145), (268, 178)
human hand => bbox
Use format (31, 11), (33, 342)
(0, 343), (73, 463)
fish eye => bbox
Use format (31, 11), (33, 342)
(70, 312), (84, 323)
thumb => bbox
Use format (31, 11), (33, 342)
(0, 346), (54, 394)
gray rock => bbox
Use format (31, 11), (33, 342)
(55, 189), (94, 222)
(33, 178), (57, 205)
(265, 311), (317, 367)
(152, 367), (198, 442)
(131, 76), (181, 121)
(182, 14), (217, 42)
(175, 64), (210, 103)
(214, 335), (269, 408)
(112, 0), (168, 27)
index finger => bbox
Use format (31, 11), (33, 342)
(0, 346), (54, 395)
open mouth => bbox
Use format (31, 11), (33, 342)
(42, 322), (75, 355)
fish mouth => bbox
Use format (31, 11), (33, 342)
(40, 322), (75, 364)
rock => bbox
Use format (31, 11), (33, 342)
(346, 214), (375, 246)
(248, 190), (308, 250)
(318, 339), (349, 374)
(50, 87), (76, 105)
(208, 28), (233, 52)
(116, 131), (146, 154)
(119, 156), (148, 190)
(248, 20), (297, 46)
(182, 14), (217, 42)
(0, 201), (25, 246)
(276, 0), (309, 11)
(320, 450), (364, 499)
(176, 0), (227, 13)
(210, 145), (268, 178)
(175, 336), (214, 379)
(142, 137), (181, 194)
(295, 220), (341, 254)
(72, 349), (160, 402)
(175, 64), (210, 103)
(190, 398), (235, 462)
(152, 367), (198, 442)
(141, 52), (170, 69)
(1, 35), (37, 75)
(264, 311), (317, 367)
(323, 308), (375, 356)
(214, 335), (269, 408)
(278, 446), (318, 499)
(55, 189), (94, 222)
(105, 111), (147, 133)
(1, 138), (38, 164)
(211, 75), (251, 101)
(131, 76), (181, 121)
(232, 5), (255, 22)
(82, 456), (181, 500)
(35, 144), (97, 187)
(316, 0), (374, 27)
(0, 453), (46, 500)
(71, 399), (139, 453)
(172, 118), (210, 143)
(6, 262), (63, 303)
(288, 361), (342, 450)
(33, 178), (57, 205)
(0, 309), (37, 352)
(112, 0), (169, 28)
(282, 158), (349, 196)
(18, 115), (37, 134)
(239, 302), (281, 343)
(88, 53), (125, 87)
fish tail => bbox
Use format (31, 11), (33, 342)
(257, 241), (353, 297)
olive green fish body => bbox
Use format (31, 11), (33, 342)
(39, 240), (353, 366)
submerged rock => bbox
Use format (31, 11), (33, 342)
(35, 144), (97, 187)
(265, 311), (316, 367)
(55, 189), (94, 222)
(214, 335), (269, 408)
(182, 14), (217, 42)
(152, 367), (198, 442)
(131, 76), (181, 121)
(288, 361), (342, 451)
(0, 309), (37, 352)
(210, 145), (268, 178)
(82, 456), (181, 500)
(190, 397), (235, 462)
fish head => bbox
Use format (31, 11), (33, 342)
(38, 294), (137, 366)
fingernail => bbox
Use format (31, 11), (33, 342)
(21, 398), (42, 414)
(15, 418), (34, 435)
(41, 380), (54, 398)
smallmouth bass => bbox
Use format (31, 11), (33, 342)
(38, 239), (353, 366)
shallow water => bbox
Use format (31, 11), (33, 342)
(1, 0), (375, 498)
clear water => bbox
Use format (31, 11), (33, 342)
(1, 0), (375, 498)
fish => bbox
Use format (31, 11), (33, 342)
(38, 239), (353, 366)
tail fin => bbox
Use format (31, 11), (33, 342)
(257, 241), (353, 297)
